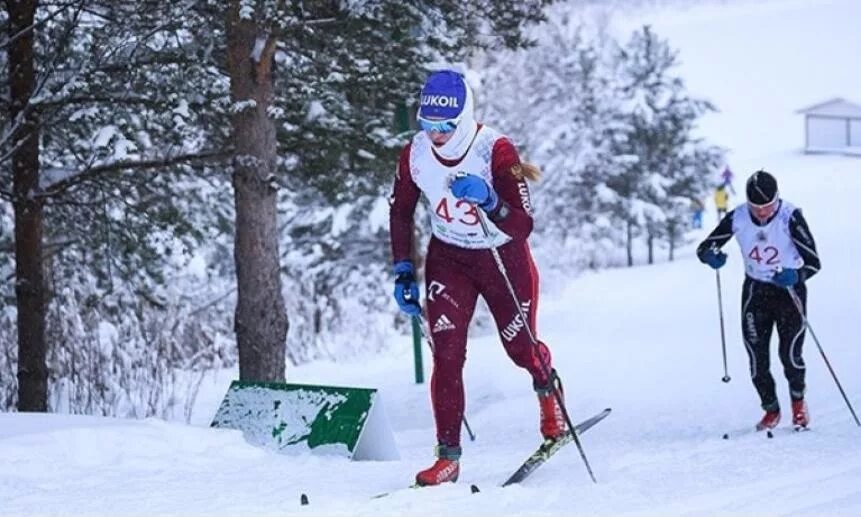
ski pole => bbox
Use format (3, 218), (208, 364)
(715, 269), (731, 383)
(786, 286), (860, 427)
(471, 195), (598, 483)
(412, 311), (477, 441)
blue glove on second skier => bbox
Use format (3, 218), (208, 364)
(393, 260), (421, 316)
(772, 267), (799, 287)
(450, 173), (499, 212)
(700, 248), (727, 269)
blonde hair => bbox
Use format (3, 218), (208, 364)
(511, 162), (541, 182)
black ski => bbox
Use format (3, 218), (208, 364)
(370, 408), (611, 499)
(501, 408), (611, 487)
(721, 418), (815, 440)
(370, 483), (480, 500)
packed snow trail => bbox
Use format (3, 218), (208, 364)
(2, 154), (859, 516)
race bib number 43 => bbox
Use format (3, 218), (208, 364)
(435, 197), (479, 226)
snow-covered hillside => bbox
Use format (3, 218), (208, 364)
(2, 0), (860, 514)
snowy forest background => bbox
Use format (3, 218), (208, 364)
(1, 0), (723, 418)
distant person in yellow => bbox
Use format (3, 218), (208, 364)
(714, 184), (729, 219)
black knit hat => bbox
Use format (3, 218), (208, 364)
(746, 170), (778, 205)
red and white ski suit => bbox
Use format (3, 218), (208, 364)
(389, 124), (554, 448)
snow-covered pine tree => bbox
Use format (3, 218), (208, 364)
(1, 0), (553, 412)
(1, 1), (234, 413)
(613, 25), (723, 264)
(479, 15), (636, 271)
(215, 0), (552, 376)
(479, 14), (722, 272)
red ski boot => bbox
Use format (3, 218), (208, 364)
(537, 372), (567, 440)
(756, 409), (781, 431)
(415, 445), (460, 486)
(792, 399), (810, 429)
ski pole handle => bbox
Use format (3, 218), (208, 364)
(402, 287), (421, 312)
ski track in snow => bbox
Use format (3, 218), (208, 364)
(3, 0), (861, 514)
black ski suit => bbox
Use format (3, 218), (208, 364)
(697, 204), (821, 410)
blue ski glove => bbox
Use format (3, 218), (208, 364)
(450, 173), (499, 212)
(772, 268), (799, 287)
(700, 248), (727, 269)
(393, 260), (421, 316)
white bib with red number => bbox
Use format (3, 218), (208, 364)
(409, 126), (511, 249)
(732, 200), (803, 282)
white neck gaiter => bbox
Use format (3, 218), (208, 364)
(432, 85), (477, 160)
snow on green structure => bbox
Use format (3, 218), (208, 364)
(211, 381), (399, 460)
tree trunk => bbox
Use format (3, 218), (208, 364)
(626, 218), (633, 267)
(9, 0), (48, 411)
(226, 3), (288, 382)
(647, 232), (654, 265)
(668, 222), (676, 262)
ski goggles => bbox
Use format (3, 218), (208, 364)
(748, 196), (779, 219)
(747, 196), (779, 210)
(417, 116), (459, 134)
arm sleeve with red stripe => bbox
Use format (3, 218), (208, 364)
(389, 143), (420, 264)
(487, 137), (534, 240)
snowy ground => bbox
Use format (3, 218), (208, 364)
(3, 0), (861, 515)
